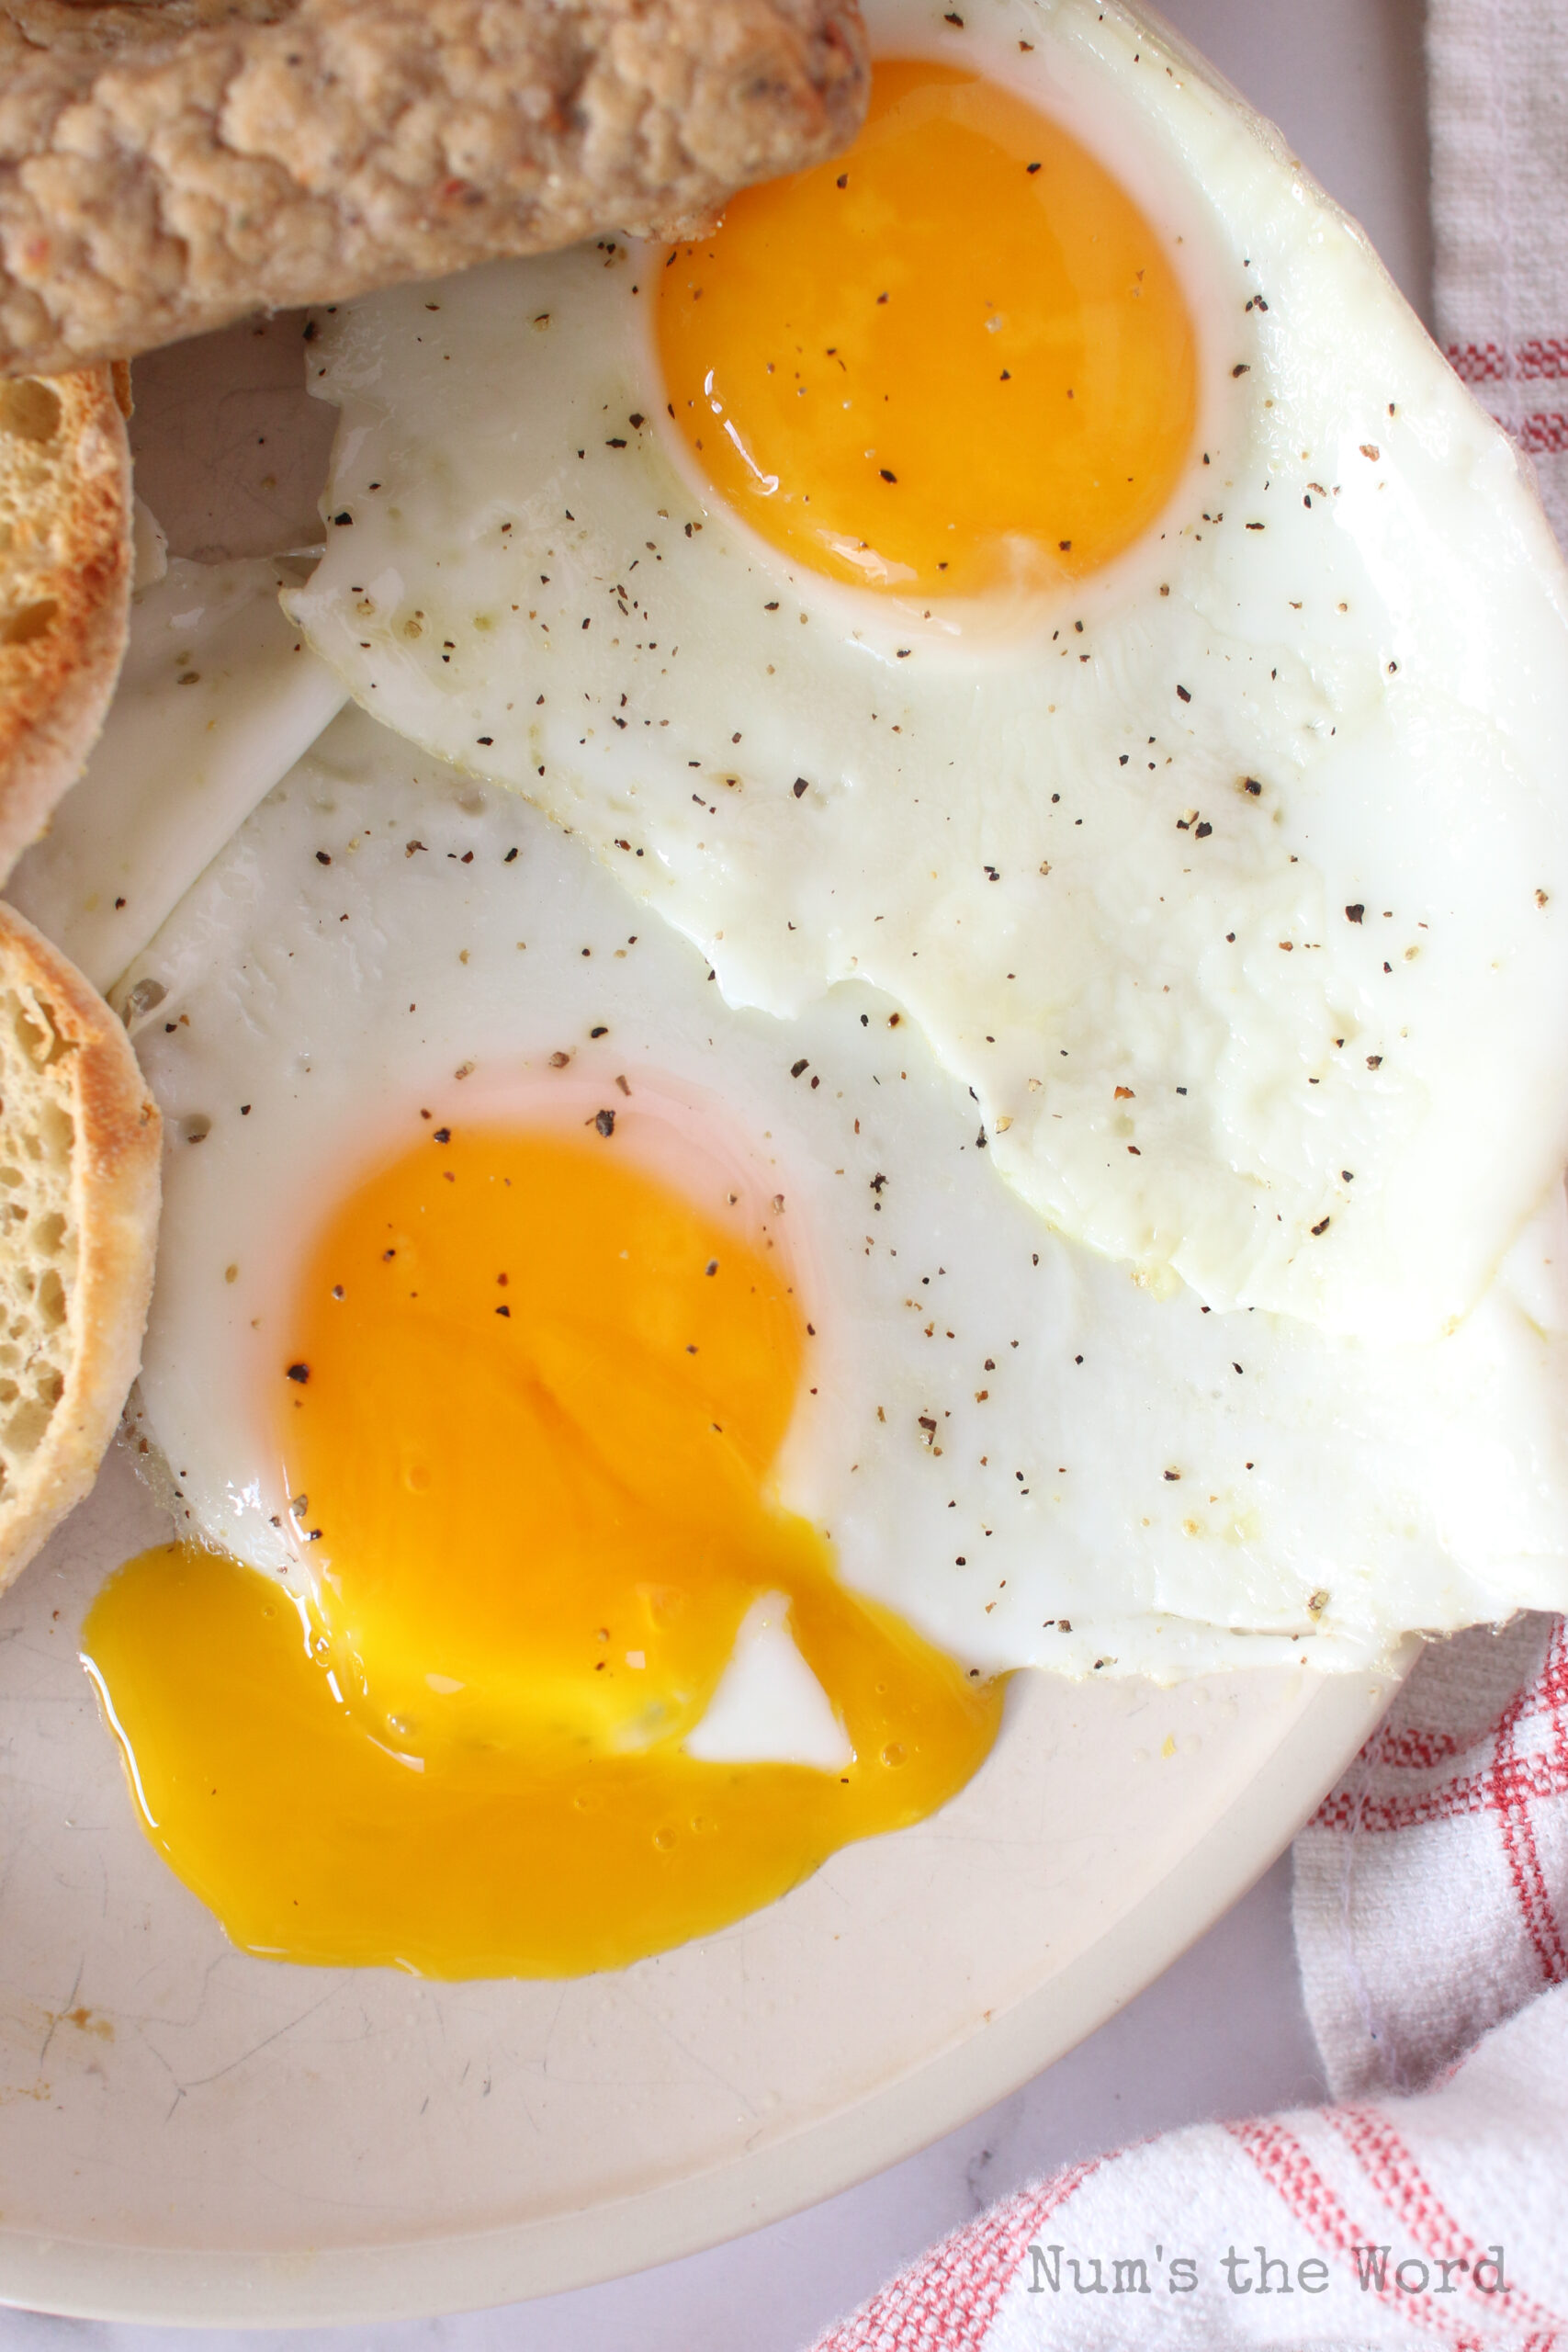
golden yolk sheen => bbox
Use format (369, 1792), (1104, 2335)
(83, 1125), (1002, 1978)
(657, 57), (1198, 598)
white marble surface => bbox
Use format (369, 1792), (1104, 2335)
(0, 2), (1429, 2342)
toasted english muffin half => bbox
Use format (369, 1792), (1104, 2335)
(0, 363), (132, 885)
(0, 900), (159, 1590)
(0, 0), (867, 376)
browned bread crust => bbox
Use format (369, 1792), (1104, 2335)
(0, 0), (869, 377)
(0, 362), (131, 883)
(0, 899), (160, 1589)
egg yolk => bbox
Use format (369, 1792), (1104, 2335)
(656, 57), (1198, 598)
(83, 1125), (1002, 1977)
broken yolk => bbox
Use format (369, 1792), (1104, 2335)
(83, 1125), (1003, 1978)
(657, 56), (1198, 598)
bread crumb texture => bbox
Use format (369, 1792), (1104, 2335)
(0, 902), (159, 1590)
(0, 0), (869, 375)
(0, 362), (131, 881)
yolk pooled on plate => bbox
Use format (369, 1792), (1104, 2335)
(657, 56), (1198, 597)
(84, 1125), (1002, 1977)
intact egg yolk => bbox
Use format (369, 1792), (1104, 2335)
(657, 56), (1198, 598)
(83, 1125), (1003, 1978)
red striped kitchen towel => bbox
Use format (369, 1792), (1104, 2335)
(807, 13), (1568, 2334)
(1429, 0), (1568, 538)
(808, 1615), (1568, 2347)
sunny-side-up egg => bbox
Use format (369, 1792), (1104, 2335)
(76, 0), (1568, 1983)
(288, 0), (1568, 1351)
(83, 706), (1568, 1979)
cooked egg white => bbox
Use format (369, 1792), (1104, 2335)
(84, 706), (1568, 1972)
(288, 0), (1568, 1348)
(116, 707), (1568, 1677)
(685, 1595), (854, 1769)
(8, 555), (345, 989)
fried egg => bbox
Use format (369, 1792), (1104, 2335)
(75, 0), (1568, 1980)
(80, 705), (1568, 1972)
(288, 0), (1568, 1348)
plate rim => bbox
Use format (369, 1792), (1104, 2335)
(0, 1657), (1402, 2327)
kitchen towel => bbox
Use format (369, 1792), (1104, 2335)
(808, 1616), (1568, 2347)
(1428, 0), (1568, 539)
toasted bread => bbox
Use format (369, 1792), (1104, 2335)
(0, 364), (132, 882)
(0, 900), (160, 1590)
(0, 0), (868, 378)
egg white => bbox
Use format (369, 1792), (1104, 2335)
(286, 0), (1568, 1351)
(119, 705), (1568, 1682)
(9, 556), (345, 990)
(685, 1596), (853, 1769)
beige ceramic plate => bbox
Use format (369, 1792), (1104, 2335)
(0, 1447), (1401, 2324)
(0, 287), (1407, 2325)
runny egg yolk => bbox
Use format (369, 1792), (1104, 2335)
(83, 1125), (1003, 1978)
(657, 57), (1199, 598)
